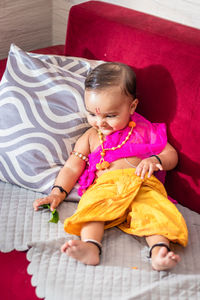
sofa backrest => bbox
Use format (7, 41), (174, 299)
(65, 1), (200, 213)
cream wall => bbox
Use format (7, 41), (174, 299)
(52, 0), (86, 47)
(101, 0), (200, 29)
(0, 0), (200, 60)
(52, 0), (200, 46)
(0, 0), (52, 59)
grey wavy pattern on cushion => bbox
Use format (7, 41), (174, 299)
(0, 44), (90, 194)
(29, 53), (102, 77)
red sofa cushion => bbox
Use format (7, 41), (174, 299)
(0, 58), (7, 80)
(64, 1), (200, 213)
(0, 3), (199, 300)
(0, 251), (40, 300)
(0, 44), (65, 300)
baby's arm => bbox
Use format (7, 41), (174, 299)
(33, 129), (92, 212)
(135, 142), (178, 179)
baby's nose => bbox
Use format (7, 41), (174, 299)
(96, 117), (105, 127)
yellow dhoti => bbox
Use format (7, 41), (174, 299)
(64, 169), (188, 247)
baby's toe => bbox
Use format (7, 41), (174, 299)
(61, 241), (71, 252)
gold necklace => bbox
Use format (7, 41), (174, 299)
(96, 121), (136, 170)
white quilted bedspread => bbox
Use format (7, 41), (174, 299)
(0, 180), (200, 300)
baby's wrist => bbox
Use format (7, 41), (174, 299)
(150, 155), (162, 165)
(51, 185), (68, 201)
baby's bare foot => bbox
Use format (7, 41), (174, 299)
(151, 247), (180, 271)
(61, 240), (100, 265)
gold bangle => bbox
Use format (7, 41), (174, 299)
(71, 151), (89, 162)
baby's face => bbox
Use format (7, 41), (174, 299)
(85, 86), (137, 136)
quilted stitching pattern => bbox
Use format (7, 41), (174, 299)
(0, 180), (76, 252)
(27, 228), (200, 300)
(1, 180), (200, 299)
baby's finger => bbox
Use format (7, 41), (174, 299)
(33, 197), (50, 210)
(33, 198), (42, 210)
(156, 163), (163, 171)
(135, 164), (143, 176)
(147, 164), (154, 178)
(50, 200), (60, 211)
(140, 165), (148, 179)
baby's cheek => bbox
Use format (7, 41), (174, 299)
(88, 118), (95, 126)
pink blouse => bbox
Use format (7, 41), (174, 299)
(78, 112), (167, 195)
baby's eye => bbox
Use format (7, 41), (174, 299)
(106, 115), (117, 118)
(88, 112), (96, 117)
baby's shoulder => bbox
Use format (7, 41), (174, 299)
(81, 127), (97, 139)
(86, 128), (100, 151)
(87, 127), (98, 137)
(74, 128), (96, 154)
(78, 127), (98, 145)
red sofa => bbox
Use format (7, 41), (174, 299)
(0, 1), (200, 299)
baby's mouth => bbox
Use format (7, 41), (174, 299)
(99, 128), (111, 132)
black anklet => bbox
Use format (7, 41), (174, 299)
(148, 242), (171, 258)
(83, 239), (102, 255)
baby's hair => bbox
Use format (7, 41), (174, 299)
(85, 62), (137, 99)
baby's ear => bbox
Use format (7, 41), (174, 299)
(130, 98), (139, 114)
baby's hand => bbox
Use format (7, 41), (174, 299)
(33, 194), (63, 212)
(135, 157), (163, 179)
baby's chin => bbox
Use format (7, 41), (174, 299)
(99, 128), (115, 136)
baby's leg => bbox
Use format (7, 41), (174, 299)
(146, 235), (180, 271)
(61, 221), (104, 265)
